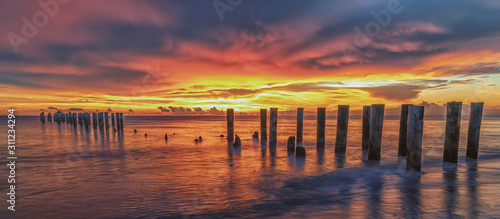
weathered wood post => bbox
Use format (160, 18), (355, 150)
(104, 112), (109, 131)
(98, 112), (104, 131)
(443, 101), (462, 163)
(227, 109), (234, 142)
(335, 105), (349, 153)
(260, 109), (267, 145)
(48, 112), (52, 122)
(62, 113), (66, 123)
(317, 107), (326, 147)
(269, 108), (278, 146)
(362, 106), (371, 150)
(297, 108), (304, 147)
(72, 113), (77, 126)
(398, 104), (412, 157)
(78, 113), (81, 125)
(83, 113), (88, 128)
(115, 113), (120, 130)
(55, 113), (60, 124)
(466, 102), (484, 160)
(40, 112), (45, 123)
(368, 104), (385, 161)
(93, 113), (98, 129)
(119, 113), (124, 130)
(406, 106), (425, 171)
(111, 113), (115, 129)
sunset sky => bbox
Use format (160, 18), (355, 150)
(1, 0), (499, 115)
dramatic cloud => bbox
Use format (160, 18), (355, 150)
(0, 0), (499, 115)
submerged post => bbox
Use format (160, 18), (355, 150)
(317, 107), (326, 147)
(104, 112), (109, 131)
(362, 106), (371, 150)
(269, 108), (278, 146)
(335, 105), (349, 153)
(368, 104), (385, 161)
(227, 109), (234, 142)
(297, 108), (304, 147)
(260, 109), (267, 145)
(443, 102), (462, 163)
(398, 104), (412, 157)
(406, 106), (425, 171)
(466, 102), (484, 160)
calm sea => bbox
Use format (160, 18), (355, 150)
(1, 115), (500, 218)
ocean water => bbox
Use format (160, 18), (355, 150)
(1, 115), (500, 218)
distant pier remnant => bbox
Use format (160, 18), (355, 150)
(466, 102), (484, 160)
(252, 131), (259, 140)
(48, 112), (52, 122)
(84, 113), (90, 129)
(368, 104), (385, 161)
(61, 113), (66, 123)
(260, 109), (267, 145)
(297, 108), (304, 147)
(104, 112), (109, 131)
(111, 113), (115, 129)
(93, 113), (98, 129)
(227, 109), (234, 142)
(269, 108), (278, 146)
(98, 112), (104, 131)
(72, 113), (77, 126)
(116, 113), (121, 130)
(40, 112), (45, 123)
(362, 106), (370, 150)
(335, 105), (349, 153)
(398, 104), (412, 157)
(406, 106), (425, 171)
(119, 113), (124, 130)
(317, 107), (326, 147)
(443, 101), (462, 163)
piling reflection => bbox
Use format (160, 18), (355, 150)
(443, 164), (458, 218)
(401, 174), (421, 218)
(467, 161), (479, 218)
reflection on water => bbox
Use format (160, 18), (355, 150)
(0, 115), (500, 218)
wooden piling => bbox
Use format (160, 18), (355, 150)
(40, 112), (45, 123)
(93, 113), (98, 129)
(115, 113), (120, 130)
(72, 113), (77, 126)
(443, 102), (462, 163)
(111, 113), (115, 129)
(406, 106), (424, 171)
(227, 109), (234, 142)
(104, 112), (109, 130)
(119, 113), (124, 130)
(398, 104), (412, 157)
(260, 109), (267, 145)
(48, 112), (52, 122)
(335, 105), (349, 153)
(368, 104), (385, 161)
(466, 102), (484, 160)
(317, 107), (326, 147)
(297, 108), (304, 147)
(269, 108), (278, 146)
(362, 106), (371, 150)
(98, 112), (104, 131)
